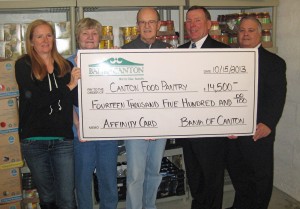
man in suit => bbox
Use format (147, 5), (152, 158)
(177, 6), (229, 209)
(226, 16), (287, 209)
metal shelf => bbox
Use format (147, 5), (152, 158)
(0, 0), (76, 8)
(111, 147), (188, 209)
(76, 0), (185, 45)
(188, 0), (278, 52)
(76, 0), (185, 7)
(188, 0), (279, 8)
(0, 0), (76, 55)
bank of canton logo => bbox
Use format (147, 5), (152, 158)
(89, 57), (144, 76)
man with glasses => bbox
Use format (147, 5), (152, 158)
(122, 7), (171, 209)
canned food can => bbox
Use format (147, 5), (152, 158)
(102, 26), (113, 40)
(130, 26), (139, 36)
(100, 40), (114, 49)
(102, 26), (113, 36)
(121, 27), (131, 37)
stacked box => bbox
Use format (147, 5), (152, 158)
(0, 201), (21, 209)
(0, 131), (23, 170)
(0, 98), (19, 135)
(0, 95), (23, 205)
(0, 61), (19, 99)
(0, 168), (22, 204)
(55, 21), (72, 55)
(0, 24), (22, 59)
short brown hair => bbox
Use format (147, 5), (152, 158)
(187, 6), (211, 20)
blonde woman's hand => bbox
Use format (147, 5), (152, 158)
(67, 67), (81, 90)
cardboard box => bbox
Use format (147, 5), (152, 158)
(55, 21), (71, 39)
(0, 201), (21, 209)
(56, 38), (71, 55)
(0, 131), (23, 169)
(0, 98), (19, 134)
(0, 168), (22, 204)
(4, 24), (21, 43)
(0, 25), (4, 42)
(0, 61), (19, 98)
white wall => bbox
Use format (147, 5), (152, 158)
(273, 0), (300, 201)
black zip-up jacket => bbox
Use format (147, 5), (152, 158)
(15, 55), (77, 140)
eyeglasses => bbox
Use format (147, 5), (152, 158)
(137, 20), (158, 26)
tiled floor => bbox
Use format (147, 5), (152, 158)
(155, 186), (300, 209)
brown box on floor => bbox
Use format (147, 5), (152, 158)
(0, 201), (21, 209)
(0, 131), (23, 169)
(0, 168), (22, 204)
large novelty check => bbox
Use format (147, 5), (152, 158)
(78, 48), (258, 140)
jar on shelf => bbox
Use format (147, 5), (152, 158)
(229, 33), (238, 46)
(255, 12), (263, 23)
(159, 21), (167, 32)
(211, 34), (220, 42)
(210, 21), (220, 31)
(184, 35), (190, 43)
(156, 36), (162, 41)
(236, 13), (246, 25)
(166, 20), (174, 32)
(219, 32), (229, 45)
(161, 35), (170, 43)
(262, 12), (271, 24)
(169, 35), (178, 47)
(262, 30), (271, 42)
(217, 15), (226, 25)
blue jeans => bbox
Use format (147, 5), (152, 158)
(74, 137), (118, 209)
(21, 139), (76, 209)
(125, 139), (167, 209)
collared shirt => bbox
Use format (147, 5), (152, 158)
(255, 43), (262, 48)
(190, 35), (208, 48)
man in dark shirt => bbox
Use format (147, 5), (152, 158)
(226, 16), (286, 209)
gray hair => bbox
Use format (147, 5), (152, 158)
(239, 15), (262, 33)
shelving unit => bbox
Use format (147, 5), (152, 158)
(0, 0), (77, 55)
(76, 0), (186, 45)
(91, 146), (188, 209)
(188, 0), (279, 52)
